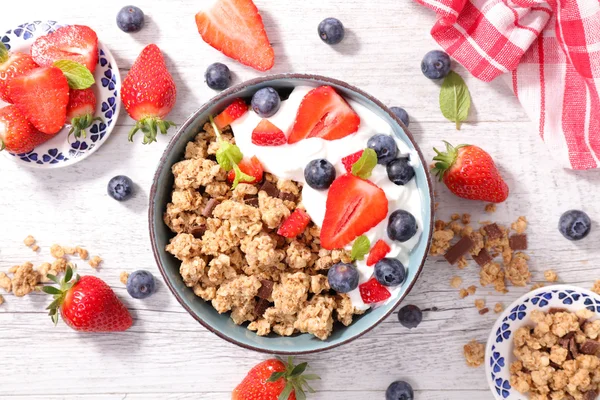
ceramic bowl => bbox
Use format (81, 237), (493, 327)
(1, 21), (120, 168)
(149, 74), (434, 354)
(486, 284), (600, 399)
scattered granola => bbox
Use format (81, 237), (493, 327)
(544, 270), (558, 283)
(450, 276), (462, 288)
(484, 204), (496, 213)
(510, 309), (600, 399)
(475, 299), (485, 310)
(23, 235), (35, 247)
(89, 256), (103, 269)
(494, 303), (504, 313)
(0, 294), (4, 305)
(459, 288), (469, 299)
(467, 285), (477, 295)
(593, 280), (600, 296)
(530, 283), (545, 291)
(50, 244), (65, 259)
(464, 339), (485, 367)
(120, 271), (130, 285)
(31, 245), (39, 252)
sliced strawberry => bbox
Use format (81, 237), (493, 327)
(214, 98), (248, 130)
(278, 209), (311, 238)
(31, 25), (99, 73)
(320, 174), (388, 250)
(0, 44), (39, 103)
(66, 88), (101, 139)
(0, 105), (54, 153)
(359, 278), (391, 304)
(227, 156), (264, 183)
(251, 119), (286, 146)
(342, 150), (364, 172)
(366, 239), (391, 267)
(287, 86), (360, 145)
(195, 0), (275, 72)
(9, 67), (69, 134)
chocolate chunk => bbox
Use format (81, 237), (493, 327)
(509, 234), (528, 250)
(483, 223), (503, 240)
(579, 317), (588, 328)
(260, 181), (279, 198)
(549, 360), (561, 369)
(443, 236), (475, 265)
(257, 280), (274, 299)
(478, 307), (489, 315)
(254, 298), (270, 318)
(548, 307), (568, 314)
(558, 337), (570, 349)
(564, 331), (576, 340)
(279, 192), (296, 203)
(472, 248), (493, 267)
(202, 198), (219, 217)
(569, 337), (579, 358)
(583, 390), (598, 400)
(245, 197), (259, 208)
(579, 339), (600, 355)
(190, 224), (206, 238)
(566, 395), (576, 400)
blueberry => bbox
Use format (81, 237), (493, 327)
(107, 175), (134, 201)
(251, 87), (281, 118)
(328, 263), (359, 293)
(559, 210), (591, 241)
(304, 159), (336, 190)
(374, 258), (406, 287)
(421, 50), (451, 80)
(387, 158), (415, 185)
(390, 107), (410, 127)
(318, 18), (345, 45)
(387, 210), (418, 242)
(126, 270), (156, 299)
(386, 380), (414, 400)
(367, 134), (398, 165)
(397, 305), (422, 329)
(205, 63), (231, 91)
(116, 6), (145, 33)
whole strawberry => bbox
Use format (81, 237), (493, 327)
(0, 42), (39, 103)
(232, 357), (319, 400)
(0, 105), (53, 153)
(431, 141), (509, 203)
(121, 44), (177, 144)
(42, 266), (132, 332)
(66, 88), (102, 140)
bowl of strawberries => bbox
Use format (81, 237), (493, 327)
(0, 21), (120, 167)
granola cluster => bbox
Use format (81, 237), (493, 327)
(164, 123), (364, 340)
(510, 309), (600, 400)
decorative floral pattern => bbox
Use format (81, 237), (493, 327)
(486, 286), (600, 399)
(2, 21), (120, 168)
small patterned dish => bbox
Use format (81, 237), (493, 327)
(0, 20), (121, 168)
(486, 284), (600, 399)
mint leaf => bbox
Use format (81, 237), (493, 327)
(0, 42), (8, 64)
(351, 235), (370, 261)
(439, 71), (471, 130)
(53, 60), (95, 89)
(216, 141), (234, 171)
(351, 148), (377, 179)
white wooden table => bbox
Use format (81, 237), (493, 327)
(1, 1), (599, 399)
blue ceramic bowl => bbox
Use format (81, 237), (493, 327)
(149, 74), (434, 354)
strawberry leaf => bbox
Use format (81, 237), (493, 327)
(290, 362), (308, 377)
(0, 42), (8, 64)
(267, 371), (286, 382)
(351, 235), (370, 261)
(53, 60), (95, 90)
(351, 148), (377, 179)
(439, 71), (471, 130)
(41, 286), (62, 295)
(278, 383), (294, 400)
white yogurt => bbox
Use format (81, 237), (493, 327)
(231, 86), (423, 310)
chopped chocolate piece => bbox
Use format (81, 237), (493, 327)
(548, 307), (568, 314)
(558, 337), (570, 349)
(583, 391), (598, 400)
(566, 395), (576, 400)
(483, 223), (503, 240)
(254, 298), (270, 318)
(549, 361), (561, 369)
(478, 307), (489, 315)
(472, 248), (493, 267)
(274, 235), (286, 248)
(259, 181), (279, 198)
(279, 192), (296, 202)
(245, 197), (259, 208)
(509, 234), (528, 250)
(202, 198), (219, 217)
(190, 224), (206, 238)
(569, 337), (579, 358)
(564, 331), (575, 340)
(579, 339), (600, 355)
(579, 317), (588, 328)
(257, 280), (274, 299)
(444, 236), (475, 265)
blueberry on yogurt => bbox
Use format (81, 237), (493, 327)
(387, 210), (418, 242)
(304, 159), (336, 190)
(328, 263), (359, 293)
(374, 258), (406, 287)
(367, 134), (398, 165)
(387, 158), (415, 185)
(251, 87), (281, 118)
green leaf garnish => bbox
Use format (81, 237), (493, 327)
(0, 42), (8, 64)
(351, 148), (377, 179)
(351, 235), (370, 261)
(209, 115), (253, 189)
(439, 70), (471, 130)
(53, 60), (95, 89)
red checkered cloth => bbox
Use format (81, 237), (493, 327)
(415, 0), (600, 170)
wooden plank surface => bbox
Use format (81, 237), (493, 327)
(1, 1), (599, 399)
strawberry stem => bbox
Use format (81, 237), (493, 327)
(41, 265), (80, 326)
(0, 42), (8, 64)
(68, 114), (103, 141)
(128, 117), (176, 144)
(267, 357), (320, 400)
(430, 141), (467, 181)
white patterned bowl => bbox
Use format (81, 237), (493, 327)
(0, 20), (120, 168)
(486, 284), (600, 400)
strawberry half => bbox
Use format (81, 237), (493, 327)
(278, 209), (311, 238)
(252, 119), (286, 146)
(0, 105), (54, 153)
(366, 239), (391, 267)
(9, 67), (69, 134)
(31, 25), (99, 73)
(359, 278), (391, 304)
(214, 98), (248, 130)
(227, 156), (264, 184)
(320, 174), (388, 250)
(121, 44), (177, 144)
(195, 0), (275, 72)
(287, 86), (360, 145)
(341, 150), (364, 172)
(66, 88), (102, 140)
(0, 43), (39, 103)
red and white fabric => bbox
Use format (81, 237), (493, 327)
(414, 0), (600, 170)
